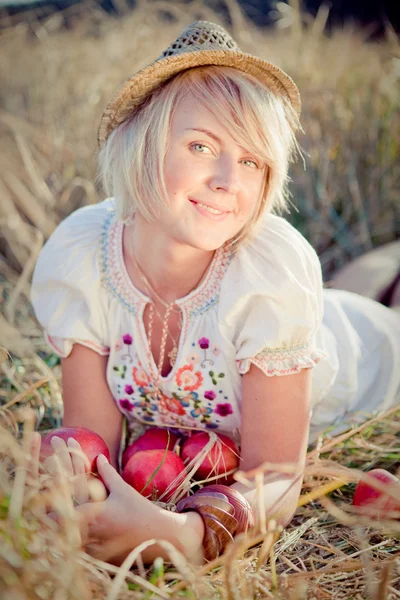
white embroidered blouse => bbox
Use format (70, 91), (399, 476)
(30, 198), (336, 443)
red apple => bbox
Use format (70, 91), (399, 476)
(40, 427), (110, 474)
(181, 432), (240, 484)
(352, 468), (400, 517)
(121, 428), (179, 469)
(122, 449), (186, 501)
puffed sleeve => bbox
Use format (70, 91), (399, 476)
(218, 214), (327, 377)
(30, 200), (113, 358)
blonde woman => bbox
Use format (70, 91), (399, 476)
(31, 22), (400, 566)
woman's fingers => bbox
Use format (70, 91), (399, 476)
(44, 437), (89, 505)
(50, 436), (74, 476)
(67, 438), (86, 475)
(67, 438), (89, 504)
(96, 454), (125, 492)
(42, 436), (106, 506)
(43, 453), (67, 485)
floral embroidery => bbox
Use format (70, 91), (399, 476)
(198, 337), (209, 349)
(133, 392), (158, 422)
(198, 337), (214, 368)
(159, 412), (200, 428)
(175, 364), (203, 391)
(119, 398), (134, 411)
(132, 365), (150, 386)
(238, 344), (327, 377)
(215, 403), (233, 417)
(115, 339), (123, 352)
(160, 395), (187, 416)
(113, 364), (127, 378)
(209, 370), (225, 385)
(137, 387), (158, 403)
(180, 391), (199, 404)
(191, 405), (213, 419)
(121, 333), (133, 362)
(112, 325), (232, 430)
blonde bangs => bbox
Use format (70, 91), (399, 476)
(97, 65), (303, 249)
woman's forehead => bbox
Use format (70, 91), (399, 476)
(171, 93), (217, 126)
(170, 93), (238, 142)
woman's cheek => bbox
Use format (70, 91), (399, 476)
(236, 209), (248, 224)
(243, 191), (260, 219)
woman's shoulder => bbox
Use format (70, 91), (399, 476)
(218, 212), (326, 370)
(223, 212), (322, 292)
(32, 197), (117, 298)
(30, 199), (117, 357)
(34, 198), (116, 272)
(48, 197), (116, 245)
(247, 212), (319, 263)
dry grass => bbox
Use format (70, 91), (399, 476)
(1, 393), (400, 599)
(1, 0), (400, 597)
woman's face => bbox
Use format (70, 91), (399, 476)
(152, 92), (266, 252)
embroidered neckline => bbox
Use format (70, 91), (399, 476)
(100, 209), (233, 317)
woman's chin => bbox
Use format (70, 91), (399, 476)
(189, 237), (229, 253)
(183, 227), (238, 252)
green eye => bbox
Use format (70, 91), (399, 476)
(192, 143), (207, 152)
(242, 159), (258, 168)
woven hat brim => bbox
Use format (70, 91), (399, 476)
(97, 50), (301, 148)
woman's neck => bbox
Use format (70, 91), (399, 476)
(123, 220), (216, 304)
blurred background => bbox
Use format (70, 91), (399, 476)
(0, 0), (399, 377)
(2, 0), (400, 36)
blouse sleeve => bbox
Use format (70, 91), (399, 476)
(218, 214), (327, 377)
(30, 201), (112, 358)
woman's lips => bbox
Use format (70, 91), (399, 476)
(189, 199), (231, 221)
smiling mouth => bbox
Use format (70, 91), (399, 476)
(189, 199), (230, 215)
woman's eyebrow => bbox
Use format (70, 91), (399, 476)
(184, 127), (221, 144)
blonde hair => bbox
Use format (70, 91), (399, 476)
(97, 65), (303, 250)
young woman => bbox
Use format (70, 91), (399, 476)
(30, 21), (400, 566)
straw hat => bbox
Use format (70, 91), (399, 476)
(97, 20), (301, 148)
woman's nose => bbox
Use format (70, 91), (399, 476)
(209, 158), (240, 195)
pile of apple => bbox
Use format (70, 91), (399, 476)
(41, 428), (400, 524)
(40, 426), (240, 503)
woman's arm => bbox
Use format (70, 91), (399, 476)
(231, 364), (312, 527)
(61, 344), (123, 468)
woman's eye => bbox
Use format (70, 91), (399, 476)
(242, 159), (259, 169)
(191, 143), (212, 154)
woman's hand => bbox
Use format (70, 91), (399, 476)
(75, 455), (172, 565)
(41, 435), (108, 504)
(76, 455), (207, 566)
(29, 432), (205, 566)
(31, 433), (149, 563)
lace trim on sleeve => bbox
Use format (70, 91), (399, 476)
(46, 334), (110, 359)
(238, 342), (327, 377)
